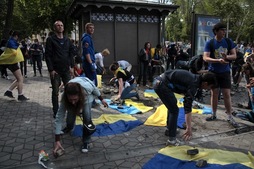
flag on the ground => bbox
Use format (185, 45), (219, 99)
(143, 145), (254, 169)
(144, 101), (212, 128)
(72, 114), (143, 137)
(144, 89), (158, 98)
(105, 99), (153, 114)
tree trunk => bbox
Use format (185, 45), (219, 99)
(2, 0), (14, 39)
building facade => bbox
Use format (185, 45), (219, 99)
(67, 0), (178, 73)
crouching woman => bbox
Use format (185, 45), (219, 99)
(53, 77), (108, 155)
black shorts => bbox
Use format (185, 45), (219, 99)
(0, 63), (20, 72)
(211, 71), (231, 89)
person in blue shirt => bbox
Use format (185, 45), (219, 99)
(203, 22), (238, 127)
(0, 31), (29, 101)
(81, 23), (97, 86)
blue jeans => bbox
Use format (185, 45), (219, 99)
(121, 83), (138, 100)
(154, 81), (179, 138)
(83, 65), (97, 86)
(66, 102), (92, 144)
(50, 72), (71, 116)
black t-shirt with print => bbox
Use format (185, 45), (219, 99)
(116, 69), (134, 84)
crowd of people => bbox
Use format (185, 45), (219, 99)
(1, 21), (254, 154)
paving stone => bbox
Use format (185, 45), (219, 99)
(13, 143), (24, 152)
(10, 153), (22, 160)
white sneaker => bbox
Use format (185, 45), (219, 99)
(166, 139), (183, 146)
(227, 117), (239, 128)
(81, 143), (89, 153)
(6, 76), (10, 80)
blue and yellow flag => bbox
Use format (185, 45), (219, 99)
(144, 94), (212, 128)
(143, 145), (254, 169)
(0, 48), (24, 64)
(72, 114), (143, 137)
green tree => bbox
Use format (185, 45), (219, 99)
(1, 0), (74, 40)
(1, 0), (14, 39)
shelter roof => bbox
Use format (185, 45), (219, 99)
(67, 0), (179, 19)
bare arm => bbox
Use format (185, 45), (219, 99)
(203, 52), (229, 64)
(182, 113), (192, 141)
(116, 78), (124, 100)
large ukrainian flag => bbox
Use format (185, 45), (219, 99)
(143, 145), (254, 169)
(72, 114), (143, 137)
(0, 45), (24, 64)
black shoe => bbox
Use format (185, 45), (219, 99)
(81, 143), (89, 153)
(18, 95), (29, 101)
(206, 115), (217, 121)
(4, 91), (14, 98)
(136, 93), (140, 101)
(61, 127), (72, 134)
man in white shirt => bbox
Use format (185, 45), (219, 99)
(95, 48), (110, 75)
(117, 60), (132, 72)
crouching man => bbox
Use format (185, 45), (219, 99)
(153, 69), (217, 145)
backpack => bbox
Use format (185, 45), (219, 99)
(188, 54), (203, 74)
(233, 52), (245, 66)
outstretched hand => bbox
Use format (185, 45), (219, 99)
(182, 127), (192, 141)
(101, 99), (108, 108)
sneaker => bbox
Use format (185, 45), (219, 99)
(4, 91), (15, 98)
(24, 75), (27, 78)
(61, 127), (72, 134)
(206, 115), (217, 121)
(81, 143), (89, 153)
(166, 139), (182, 146)
(6, 76), (10, 80)
(227, 117), (239, 128)
(18, 95), (30, 101)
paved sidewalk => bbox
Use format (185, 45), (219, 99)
(0, 63), (253, 169)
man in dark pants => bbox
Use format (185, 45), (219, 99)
(45, 20), (74, 118)
(81, 23), (97, 86)
(153, 69), (217, 145)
